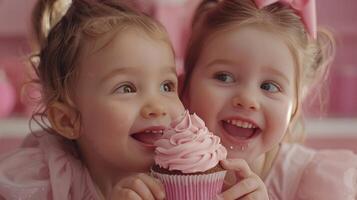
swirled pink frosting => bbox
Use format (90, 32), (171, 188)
(154, 110), (227, 173)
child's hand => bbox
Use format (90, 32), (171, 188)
(110, 173), (165, 200)
(216, 159), (269, 200)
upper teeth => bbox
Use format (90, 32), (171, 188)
(144, 130), (163, 134)
(225, 119), (256, 129)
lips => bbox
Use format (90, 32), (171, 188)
(221, 118), (261, 142)
(131, 127), (165, 147)
(222, 121), (257, 139)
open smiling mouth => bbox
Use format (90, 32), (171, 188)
(221, 119), (261, 141)
(131, 128), (164, 147)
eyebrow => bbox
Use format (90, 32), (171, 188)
(100, 65), (177, 84)
(100, 67), (137, 84)
(204, 59), (237, 69)
(263, 67), (290, 85)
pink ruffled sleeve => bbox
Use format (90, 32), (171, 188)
(0, 133), (99, 200)
(296, 149), (357, 200)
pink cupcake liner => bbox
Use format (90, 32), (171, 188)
(151, 170), (226, 200)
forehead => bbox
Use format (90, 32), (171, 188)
(77, 27), (175, 80)
(200, 25), (295, 70)
(82, 26), (171, 58)
(83, 27), (172, 61)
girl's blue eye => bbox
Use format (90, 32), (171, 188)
(261, 82), (280, 93)
(213, 72), (235, 83)
(116, 83), (136, 93)
(160, 81), (176, 92)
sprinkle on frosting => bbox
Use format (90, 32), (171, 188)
(154, 110), (227, 173)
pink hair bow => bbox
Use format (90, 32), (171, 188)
(253, 0), (316, 39)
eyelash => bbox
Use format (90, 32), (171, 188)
(213, 71), (235, 83)
(260, 81), (282, 93)
(114, 82), (136, 94)
(114, 81), (176, 94)
(160, 80), (176, 92)
(213, 71), (282, 93)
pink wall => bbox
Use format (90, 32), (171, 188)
(0, 0), (356, 117)
(314, 0), (357, 117)
(0, 0), (37, 37)
(0, 37), (32, 115)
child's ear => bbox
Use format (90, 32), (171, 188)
(47, 102), (81, 139)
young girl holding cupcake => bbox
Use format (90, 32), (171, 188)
(0, 0), (184, 199)
(181, 0), (357, 199)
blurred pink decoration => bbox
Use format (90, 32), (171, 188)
(329, 65), (357, 117)
(152, 0), (201, 75)
(0, 69), (16, 118)
(0, 56), (40, 117)
(0, 59), (25, 115)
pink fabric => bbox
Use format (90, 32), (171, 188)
(0, 132), (99, 200)
(253, 0), (317, 39)
(265, 143), (357, 199)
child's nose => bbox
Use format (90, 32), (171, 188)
(140, 101), (167, 119)
(231, 92), (260, 111)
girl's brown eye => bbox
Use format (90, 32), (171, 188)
(116, 83), (136, 94)
(160, 81), (175, 92)
(214, 72), (235, 83)
(261, 82), (280, 93)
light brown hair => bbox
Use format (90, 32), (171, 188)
(30, 0), (172, 135)
(181, 0), (335, 143)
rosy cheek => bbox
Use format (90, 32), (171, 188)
(170, 102), (185, 120)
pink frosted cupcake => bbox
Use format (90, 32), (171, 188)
(152, 110), (227, 200)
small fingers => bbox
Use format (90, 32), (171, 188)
(137, 173), (165, 199)
(113, 173), (165, 200)
(240, 191), (265, 200)
(111, 187), (142, 200)
(221, 159), (252, 178)
(126, 177), (155, 200)
(240, 182), (269, 200)
(218, 176), (259, 200)
(114, 178), (152, 200)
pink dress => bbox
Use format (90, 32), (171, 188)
(265, 143), (357, 200)
(0, 132), (99, 200)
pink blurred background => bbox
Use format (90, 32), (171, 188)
(0, 0), (356, 154)
(0, 0), (356, 118)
